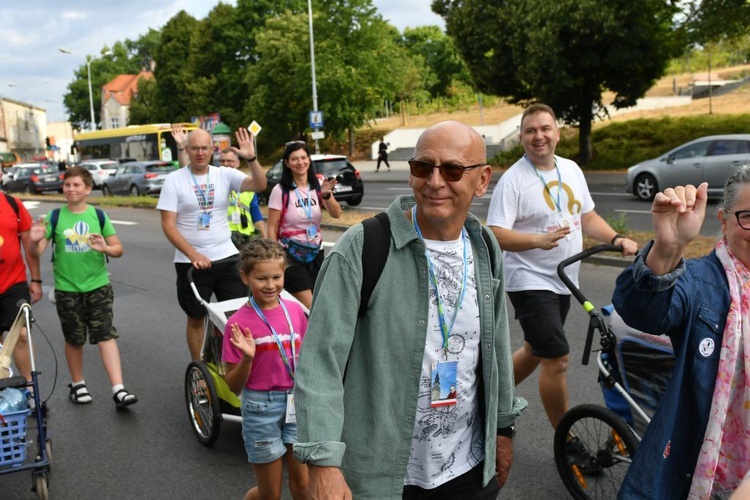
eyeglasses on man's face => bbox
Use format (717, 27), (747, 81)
(727, 210), (750, 230)
(408, 158), (486, 182)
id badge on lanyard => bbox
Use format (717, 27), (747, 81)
(231, 211), (241, 225)
(198, 212), (211, 230)
(430, 361), (458, 407)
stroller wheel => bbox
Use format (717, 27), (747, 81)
(185, 361), (222, 446)
(554, 404), (638, 500)
(33, 471), (49, 500)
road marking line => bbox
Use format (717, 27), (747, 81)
(590, 192), (631, 197)
(323, 241), (335, 248)
(21, 201), (41, 209)
(110, 220), (139, 225)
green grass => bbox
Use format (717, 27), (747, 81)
(16, 193), (159, 209)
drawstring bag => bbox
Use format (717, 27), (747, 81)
(280, 237), (320, 264)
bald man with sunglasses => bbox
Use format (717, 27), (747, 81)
(293, 120), (526, 499)
(486, 103), (637, 474)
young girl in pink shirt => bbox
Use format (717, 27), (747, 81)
(223, 240), (309, 500)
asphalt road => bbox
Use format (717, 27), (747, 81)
(3, 199), (634, 499)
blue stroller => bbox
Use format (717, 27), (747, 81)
(554, 244), (675, 500)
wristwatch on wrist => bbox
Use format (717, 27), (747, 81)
(321, 192), (332, 200)
(497, 424), (515, 438)
(244, 155), (257, 163)
(611, 234), (623, 245)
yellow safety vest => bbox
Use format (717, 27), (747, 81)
(227, 191), (258, 236)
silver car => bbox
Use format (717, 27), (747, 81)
(78, 159), (119, 188)
(626, 134), (750, 200)
(101, 160), (175, 196)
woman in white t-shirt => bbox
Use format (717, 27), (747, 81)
(267, 142), (341, 309)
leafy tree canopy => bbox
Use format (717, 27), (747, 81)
(434, 0), (679, 164)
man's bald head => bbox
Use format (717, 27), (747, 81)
(414, 121), (486, 166)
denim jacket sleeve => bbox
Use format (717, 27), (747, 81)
(613, 240), (687, 336)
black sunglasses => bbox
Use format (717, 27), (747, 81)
(408, 158), (486, 182)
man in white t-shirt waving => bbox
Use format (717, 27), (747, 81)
(486, 103), (637, 472)
(157, 127), (266, 360)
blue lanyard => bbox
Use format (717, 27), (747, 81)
(189, 168), (211, 212)
(249, 298), (297, 380)
(411, 206), (468, 356)
(293, 185), (313, 220)
(525, 155), (562, 214)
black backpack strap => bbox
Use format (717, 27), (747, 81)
(359, 212), (391, 317)
(3, 192), (19, 222)
(95, 208), (110, 263)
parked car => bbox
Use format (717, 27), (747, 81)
(259, 154), (364, 206)
(3, 163), (63, 194)
(78, 159), (119, 188)
(101, 160), (176, 196)
(626, 134), (750, 201)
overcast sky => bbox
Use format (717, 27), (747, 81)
(0, 1), (445, 123)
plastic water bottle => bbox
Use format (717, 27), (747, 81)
(0, 388), (28, 415)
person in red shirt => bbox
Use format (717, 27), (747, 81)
(0, 181), (43, 380)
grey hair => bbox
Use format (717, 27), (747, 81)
(718, 164), (750, 214)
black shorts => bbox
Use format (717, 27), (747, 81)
(508, 290), (571, 359)
(0, 282), (30, 333)
(175, 256), (247, 319)
(283, 250), (324, 293)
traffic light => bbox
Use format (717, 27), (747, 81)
(45, 137), (51, 150)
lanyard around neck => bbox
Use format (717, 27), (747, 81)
(293, 184), (313, 220)
(411, 205), (468, 356)
(249, 297), (297, 380)
(525, 155), (562, 214)
(190, 167), (211, 212)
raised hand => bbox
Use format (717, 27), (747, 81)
(229, 323), (256, 360)
(233, 127), (256, 161)
(171, 123), (188, 149)
(29, 217), (47, 243)
(651, 183), (708, 249)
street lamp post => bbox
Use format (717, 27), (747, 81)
(59, 47), (112, 131)
(307, 0), (320, 154)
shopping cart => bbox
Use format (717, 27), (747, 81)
(0, 303), (52, 499)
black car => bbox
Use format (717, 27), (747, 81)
(3, 163), (63, 194)
(260, 154), (363, 206)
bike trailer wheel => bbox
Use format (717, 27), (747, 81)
(185, 361), (222, 446)
(554, 404), (639, 500)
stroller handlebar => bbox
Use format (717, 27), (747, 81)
(556, 244), (623, 307)
(556, 244), (623, 365)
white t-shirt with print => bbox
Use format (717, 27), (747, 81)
(486, 155), (595, 294)
(405, 235), (482, 489)
(157, 165), (247, 263)
(268, 184), (323, 247)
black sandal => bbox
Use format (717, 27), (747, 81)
(113, 389), (138, 409)
(68, 383), (92, 404)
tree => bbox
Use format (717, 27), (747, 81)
(150, 11), (201, 123)
(434, 0), (678, 165)
(245, 1), (416, 149)
(399, 25), (471, 98)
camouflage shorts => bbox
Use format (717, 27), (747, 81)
(54, 284), (118, 346)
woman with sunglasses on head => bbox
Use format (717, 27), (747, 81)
(613, 165), (750, 499)
(267, 141), (341, 310)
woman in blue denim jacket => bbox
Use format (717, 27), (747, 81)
(613, 166), (750, 499)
